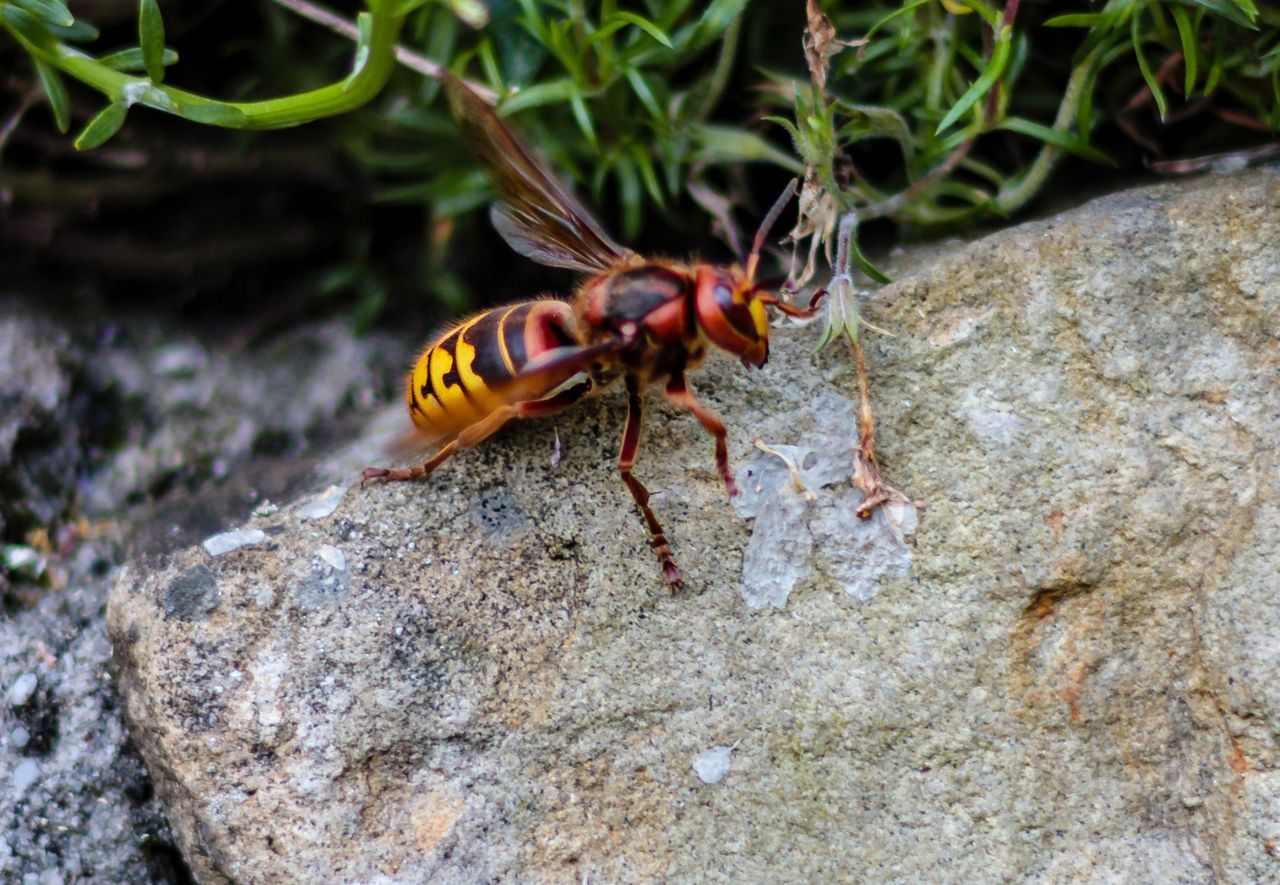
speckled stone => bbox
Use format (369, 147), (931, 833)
(109, 169), (1280, 883)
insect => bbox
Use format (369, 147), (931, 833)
(362, 73), (824, 588)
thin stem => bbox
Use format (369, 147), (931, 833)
(694, 15), (741, 123)
(996, 47), (1098, 212)
(984, 0), (1020, 121)
(848, 330), (877, 473)
(270, 0), (496, 103)
(834, 211), (855, 277)
(0, 86), (39, 158)
(856, 137), (973, 222)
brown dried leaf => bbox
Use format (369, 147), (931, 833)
(803, 0), (864, 99)
(784, 170), (837, 289)
(804, 0), (838, 96)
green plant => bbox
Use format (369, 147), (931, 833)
(776, 0), (1278, 300)
(356, 0), (789, 241)
(1, 0), (408, 146)
(4, 0), (1276, 315)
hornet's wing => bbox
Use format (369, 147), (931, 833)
(443, 72), (635, 274)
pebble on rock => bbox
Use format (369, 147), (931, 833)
(11, 758), (39, 794)
(317, 545), (346, 572)
(8, 673), (37, 707)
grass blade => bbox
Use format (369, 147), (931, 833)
(936, 27), (1012, 134)
(1131, 9), (1168, 120)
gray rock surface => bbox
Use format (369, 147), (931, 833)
(0, 305), (405, 884)
(109, 169), (1280, 883)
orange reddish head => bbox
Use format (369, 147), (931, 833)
(692, 179), (828, 367)
(693, 266), (772, 368)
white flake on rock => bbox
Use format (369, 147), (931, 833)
(317, 545), (346, 572)
(202, 529), (266, 557)
(298, 485), (346, 521)
(692, 746), (733, 784)
(11, 758), (40, 794)
(733, 391), (916, 609)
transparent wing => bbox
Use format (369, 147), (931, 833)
(443, 72), (634, 273)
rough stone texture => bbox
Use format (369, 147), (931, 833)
(0, 303), (406, 884)
(0, 311), (78, 544)
(109, 169), (1280, 883)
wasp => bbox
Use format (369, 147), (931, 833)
(363, 73), (823, 588)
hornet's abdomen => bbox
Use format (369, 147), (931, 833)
(407, 300), (577, 438)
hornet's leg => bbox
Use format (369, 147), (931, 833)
(663, 372), (738, 498)
(362, 382), (590, 483)
(618, 376), (682, 589)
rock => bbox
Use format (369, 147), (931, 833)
(108, 169), (1280, 883)
(0, 299), (407, 884)
(0, 565), (183, 884)
(0, 312), (78, 541)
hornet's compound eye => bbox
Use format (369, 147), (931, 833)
(695, 269), (767, 365)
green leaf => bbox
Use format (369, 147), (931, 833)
(850, 232), (890, 284)
(1170, 5), (1198, 96)
(33, 59), (70, 133)
(344, 11), (373, 91)
(691, 124), (805, 174)
(48, 19), (97, 42)
(1204, 16), (1226, 95)
(476, 36), (503, 91)
(604, 11), (673, 48)
(834, 101), (913, 160)
(946, 0), (1000, 27)
(624, 67), (663, 122)
(1131, 10), (1168, 121)
(74, 102), (127, 150)
(997, 117), (1116, 166)
(1044, 13), (1108, 28)
(629, 143), (664, 207)
(394, 0), (434, 14)
(612, 155), (642, 240)
(569, 89), (598, 151)
(936, 26), (1012, 134)
(862, 0), (931, 44)
(13, 0), (73, 28)
(98, 46), (179, 72)
(138, 0), (166, 83)
(500, 78), (576, 113)
(1185, 0), (1257, 30)
(2, 5), (57, 50)
(1071, 6), (1133, 69)
(762, 114), (801, 146)
(676, 0), (748, 52)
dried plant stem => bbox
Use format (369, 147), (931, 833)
(0, 87), (39, 158)
(846, 330), (905, 518)
(833, 211), (916, 518)
(857, 138), (973, 222)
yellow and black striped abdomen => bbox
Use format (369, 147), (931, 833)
(406, 299), (578, 438)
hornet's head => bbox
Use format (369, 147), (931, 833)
(693, 180), (827, 368)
